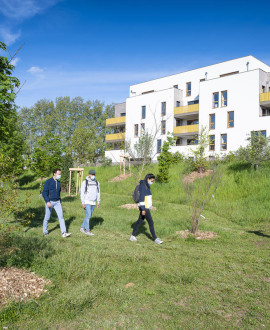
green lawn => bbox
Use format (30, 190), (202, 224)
(1, 163), (270, 329)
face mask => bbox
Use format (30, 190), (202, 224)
(56, 175), (61, 180)
(90, 176), (95, 180)
(148, 181), (153, 185)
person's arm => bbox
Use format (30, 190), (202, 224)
(97, 182), (100, 207)
(139, 182), (146, 211)
(42, 180), (50, 203)
(81, 180), (85, 207)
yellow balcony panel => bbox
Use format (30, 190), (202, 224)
(174, 103), (199, 116)
(105, 133), (125, 142)
(106, 116), (126, 127)
(174, 124), (199, 135)
(260, 92), (270, 103)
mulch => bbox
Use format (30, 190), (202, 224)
(182, 170), (213, 184)
(109, 173), (133, 182)
(176, 230), (219, 240)
(0, 267), (51, 308)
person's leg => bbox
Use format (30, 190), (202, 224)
(132, 209), (145, 237)
(145, 209), (157, 240)
(81, 205), (91, 232)
(43, 203), (52, 235)
(88, 205), (95, 231)
(53, 200), (67, 234)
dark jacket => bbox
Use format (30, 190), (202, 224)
(42, 177), (61, 203)
(139, 179), (152, 210)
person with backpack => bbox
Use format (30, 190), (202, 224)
(80, 169), (100, 236)
(130, 173), (163, 244)
(42, 168), (72, 238)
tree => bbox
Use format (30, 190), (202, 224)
(157, 134), (177, 183)
(0, 41), (24, 175)
(188, 126), (209, 173)
(236, 132), (270, 170)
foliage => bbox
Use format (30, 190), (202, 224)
(235, 132), (270, 170)
(188, 125), (209, 172)
(60, 153), (75, 193)
(100, 156), (112, 167)
(18, 98), (114, 165)
(157, 134), (177, 183)
(0, 42), (24, 175)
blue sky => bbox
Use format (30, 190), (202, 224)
(0, 0), (270, 108)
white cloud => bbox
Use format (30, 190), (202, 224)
(0, 27), (21, 46)
(27, 66), (44, 74)
(0, 0), (61, 20)
(10, 57), (20, 66)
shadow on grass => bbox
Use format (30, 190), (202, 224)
(131, 221), (152, 240)
(90, 217), (104, 230)
(61, 195), (77, 202)
(227, 162), (251, 173)
(247, 230), (270, 238)
(19, 183), (40, 191)
(16, 173), (36, 186)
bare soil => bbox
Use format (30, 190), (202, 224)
(176, 230), (219, 240)
(183, 170), (213, 184)
(109, 173), (133, 182)
(0, 267), (51, 308)
(120, 204), (157, 211)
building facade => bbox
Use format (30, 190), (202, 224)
(105, 56), (270, 162)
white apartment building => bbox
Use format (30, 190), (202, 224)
(105, 56), (270, 162)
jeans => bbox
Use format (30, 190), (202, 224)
(132, 208), (157, 240)
(81, 204), (95, 232)
(43, 200), (67, 234)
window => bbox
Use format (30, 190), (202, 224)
(141, 123), (145, 136)
(221, 91), (228, 107)
(173, 84), (178, 89)
(187, 119), (199, 125)
(262, 85), (266, 93)
(252, 130), (266, 137)
(221, 134), (227, 150)
(200, 78), (205, 82)
(157, 139), (162, 153)
(142, 90), (154, 95)
(134, 124), (138, 137)
(176, 138), (182, 146)
(213, 92), (219, 108)
(176, 101), (180, 107)
(161, 102), (166, 116)
(161, 120), (166, 135)
(228, 111), (234, 128)
(176, 119), (183, 126)
(120, 112), (126, 117)
(209, 114), (215, 130)
(141, 106), (146, 119)
(262, 108), (270, 116)
(187, 139), (198, 145)
(188, 100), (199, 105)
(209, 135), (215, 151)
(186, 82), (191, 96)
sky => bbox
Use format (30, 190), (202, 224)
(0, 0), (270, 109)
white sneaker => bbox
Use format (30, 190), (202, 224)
(62, 232), (72, 238)
(80, 228), (86, 234)
(85, 231), (94, 236)
(130, 235), (137, 241)
(154, 238), (163, 244)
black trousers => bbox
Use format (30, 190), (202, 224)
(132, 208), (157, 240)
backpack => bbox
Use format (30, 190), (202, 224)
(84, 179), (99, 193)
(132, 184), (140, 203)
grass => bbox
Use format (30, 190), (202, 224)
(0, 163), (270, 329)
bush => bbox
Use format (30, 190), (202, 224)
(101, 156), (112, 167)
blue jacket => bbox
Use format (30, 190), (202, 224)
(139, 180), (153, 210)
(42, 177), (61, 203)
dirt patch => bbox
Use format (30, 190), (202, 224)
(125, 282), (135, 288)
(183, 170), (213, 184)
(176, 230), (219, 240)
(120, 204), (157, 211)
(0, 267), (51, 308)
(109, 173), (133, 182)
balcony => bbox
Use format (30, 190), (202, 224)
(174, 104), (199, 117)
(105, 133), (125, 143)
(106, 116), (126, 127)
(174, 124), (199, 136)
(260, 92), (270, 107)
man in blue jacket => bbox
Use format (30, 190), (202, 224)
(42, 168), (71, 238)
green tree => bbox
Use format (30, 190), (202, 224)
(189, 126), (209, 173)
(157, 134), (177, 183)
(236, 132), (270, 170)
(0, 41), (24, 175)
